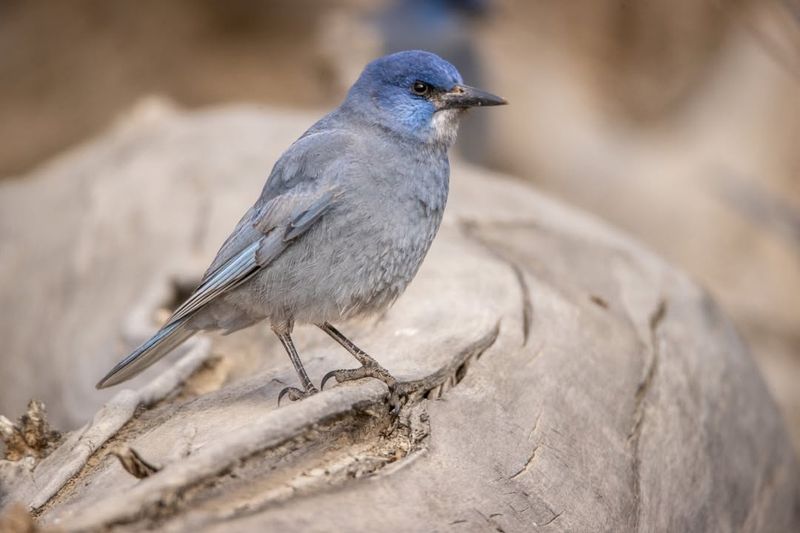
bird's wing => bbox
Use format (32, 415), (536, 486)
(165, 241), (261, 326)
(202, 128), (356, 276)
(166, 186), (339, 326)
(165, 130), (353, 326)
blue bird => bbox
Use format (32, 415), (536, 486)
(97, 50), (506, 404)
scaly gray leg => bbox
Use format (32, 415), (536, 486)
(274, 330), (318, 405)
(319, 323), (397, 389)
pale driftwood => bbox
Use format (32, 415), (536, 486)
(0, 101), (797, 532)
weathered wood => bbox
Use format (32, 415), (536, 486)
(0, 102), (797, 532)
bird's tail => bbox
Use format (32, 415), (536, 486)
(96, 319), (195, 389)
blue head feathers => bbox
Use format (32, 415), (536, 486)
(344, 50), (464, 142)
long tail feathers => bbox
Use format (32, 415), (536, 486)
(96, 241), (264, 389)
(96, 319), (195, 389)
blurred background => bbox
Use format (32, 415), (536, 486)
(0, 0), (798, 449)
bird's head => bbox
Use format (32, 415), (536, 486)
(344, 50), (506, 146)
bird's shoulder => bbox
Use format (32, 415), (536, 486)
(261, 124), (366, 198)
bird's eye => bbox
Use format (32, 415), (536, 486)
(411, 81), (430, 96)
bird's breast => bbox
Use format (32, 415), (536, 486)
(314, 166), (446, 317)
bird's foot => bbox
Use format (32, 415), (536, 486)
(277, 384), (319, 406)
(321, 363), (411, 416)
(320, 362), (397, 391)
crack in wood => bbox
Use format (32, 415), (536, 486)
(111, 445), (161, 479)
(475, 508), (507, 532)
(509, 446), (540, 480)
(510, 414), (542, 480)
(540, 510), (564, 527)
(395, 323), (501, 403)
(459, 220), (533, 346)
(628, 298), (667, 531)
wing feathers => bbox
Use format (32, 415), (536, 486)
(284, 189), (337, 241)
(167, 240), (261, 326)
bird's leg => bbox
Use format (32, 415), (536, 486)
(273, 325), (318, 405)
(319, 323), (407, 413)
(319, 323), (396, 389)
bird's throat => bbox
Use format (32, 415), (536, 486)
(431, 109), (462, 147)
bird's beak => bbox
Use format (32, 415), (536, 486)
(439, 84), (508, 110)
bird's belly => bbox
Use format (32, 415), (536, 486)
(221, 205), (444, 326)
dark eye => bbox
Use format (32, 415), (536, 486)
(411, 81), (430, 96)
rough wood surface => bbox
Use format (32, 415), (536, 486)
(0, 101), (797, 532)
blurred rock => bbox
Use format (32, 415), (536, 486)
(0, 503), (39, 533)
(0, 105), (797, 531)
(0, 0), (353, 178)
(481, 0), (800, 451)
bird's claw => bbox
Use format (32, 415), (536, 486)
(320, 363), (397, 391)
(277, 384), (319, 406)
(387, 384), (409, 416)
(320, 364), (412, 420)
(320, 363), (409, 415)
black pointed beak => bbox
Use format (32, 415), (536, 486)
(440, 84), (507, 109)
